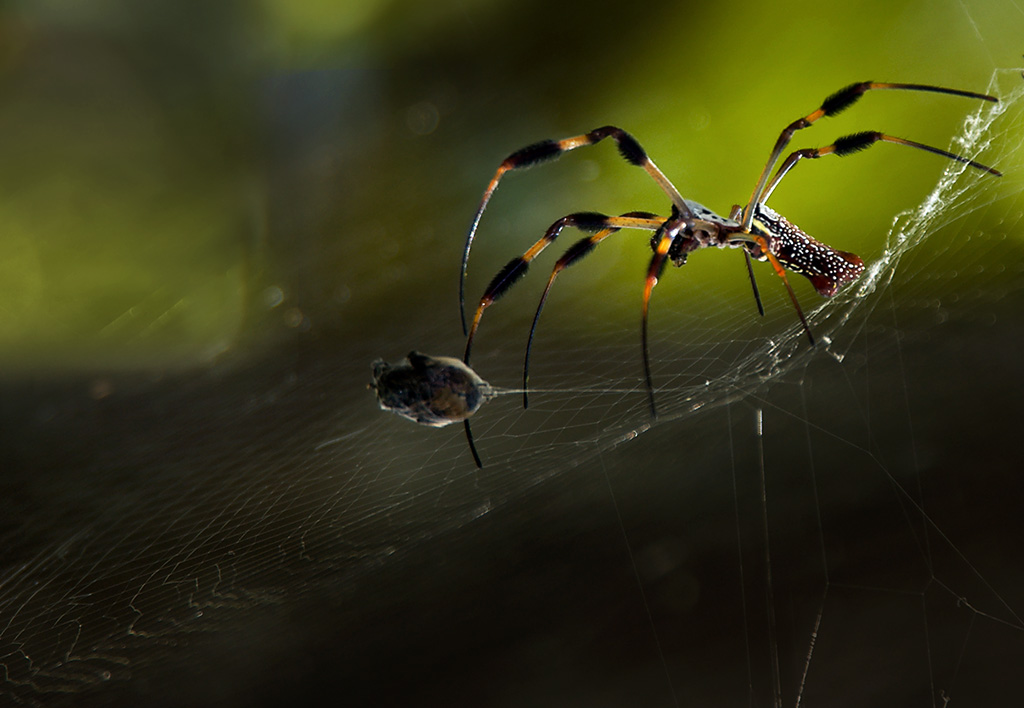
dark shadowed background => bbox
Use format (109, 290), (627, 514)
(2, 1), (1023, 706)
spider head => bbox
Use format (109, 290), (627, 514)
(656, 227), (706, 268)
(667, 236), (691, 267)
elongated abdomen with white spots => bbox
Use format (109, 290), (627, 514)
(753, 204), (865, 297)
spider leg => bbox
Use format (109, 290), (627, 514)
(522, 212), (667, 408)
(747, 234), (815, 346)
(743, 251), (765, 316)
(460, 126), (692, 333)
(463, 419), (483, 468)
(641, 225), (685, 418)
(728, 204), (766, 317)
(760, 131), (1001, 203)
(741, 82), (998, 229)
(464, 212), (666, 364)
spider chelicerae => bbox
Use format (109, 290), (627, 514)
(458, 81), (1000, 424)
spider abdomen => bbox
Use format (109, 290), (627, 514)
(753, 204), (865, 297)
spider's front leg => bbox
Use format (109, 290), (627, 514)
(460, 126), (692, 333)
(639, 216), (723, 417)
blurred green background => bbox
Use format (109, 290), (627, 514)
(1, 0), (1019, 371)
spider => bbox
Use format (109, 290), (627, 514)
(459, 81), (1000, 418)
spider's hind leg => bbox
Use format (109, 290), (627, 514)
(723, 203), (766, 319)
(741, 82), (999, 229)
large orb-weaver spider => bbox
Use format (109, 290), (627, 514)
(457, 81), (1000, 464)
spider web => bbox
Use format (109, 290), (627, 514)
(2, 68), (1024, 707)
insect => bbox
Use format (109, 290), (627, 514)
(371, 351), (493, 466)
(459, 81), (1001, 417)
